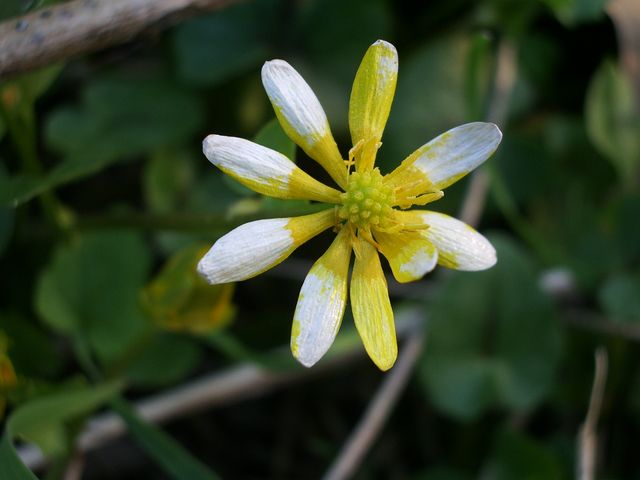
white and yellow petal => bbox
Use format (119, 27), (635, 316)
(350, 237), (397, 371)
(349, 40), (398, 172)
(291, 227), (352, 367)
(261, 60), (347, 188)
(375, 230), (438, 283)
(386, 122), (502, 195)
(401, 211), (496, 271)
(197, 209), (335, 284)
(203, 135), (341, 203)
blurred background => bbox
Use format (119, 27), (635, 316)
(1, 0), (639, 478)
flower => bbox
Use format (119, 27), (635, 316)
(143, 245), (235, 334)
(197, 40), (502, 370)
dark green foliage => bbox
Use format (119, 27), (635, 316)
(1, 0), (638, 478)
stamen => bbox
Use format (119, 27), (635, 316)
(346, 139), (364, 174)
(359, 228), (381, 250)
(394, 190), (444, 209)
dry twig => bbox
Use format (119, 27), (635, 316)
(577, 348), (608, 480)
(62, 452), (85, 480)
(0, 0), (242, 79)
(607, 0), (640, 108)
(18, 309), (424, 472)
(322, 330), (425, 480)
(563, 309), (640, 342)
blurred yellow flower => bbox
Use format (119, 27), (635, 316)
(143, 245), (235, 334)
(198, 40), (501, 370)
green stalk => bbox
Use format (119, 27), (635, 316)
(1, 97), (70, 234)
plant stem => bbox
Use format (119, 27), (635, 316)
(76, 202), (328, 233)
(1, 96), (69, 234)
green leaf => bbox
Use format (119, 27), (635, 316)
(481, 430), (565, 479)
(0, 64), (64, 207)
(254, 118), (296, 162)
(10, 382), (121, 455)
(5, 64), (64, 102)
(111, 397), (220, 480)
(0, 0), (63, 21)
(0, 434), (36, 480)
(35, 232), (151, 363)
(542, 0), (607, 26)
(598, 272), (640, 323)
(0, 173), (43, 207)
(0, 78), (207, 207)
(46, 77), (204, 162)
(172, 0), (279, 86)
(0, 1), (23, 20)
(143, 149), (195, 214)
(464, 32), (493, 120)
(296, 0), (393, 85)
(0, 312), (62, 378)
(0, 381), (121, 479)
(419, 235), (563, 420)
(585, 60), (640, 183)
(125, 334), (204, 387)
(0, 64), (63, 136)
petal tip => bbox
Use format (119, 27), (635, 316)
(488, 122), (503, 145)
(471, 233), (498, 270)
(261, 60), (279, 84)
(202, 134), (227, 165)
(462, 236), (498, 271)
(473, 121), (503, 147)
(261, 59), (290, 76)
(202, 133), (217, 150)
(293, 350), (320, 368)
(374, 352), (397, 371)
(484, 244), (498, 269)
(372, 39), (397, 52)
(196, 255), (217, 285)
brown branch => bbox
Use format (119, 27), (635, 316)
(563, 309), (640, 342)
(322, 329), (425, 480)
(63, 452), (85, 480)
(0, 0), (243, 79)
(577, 348), (608, 480)
(18, 308), (424, 472)
(608, 0), (640, 110)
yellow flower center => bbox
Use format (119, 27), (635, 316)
(339, 168), (395, 230)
